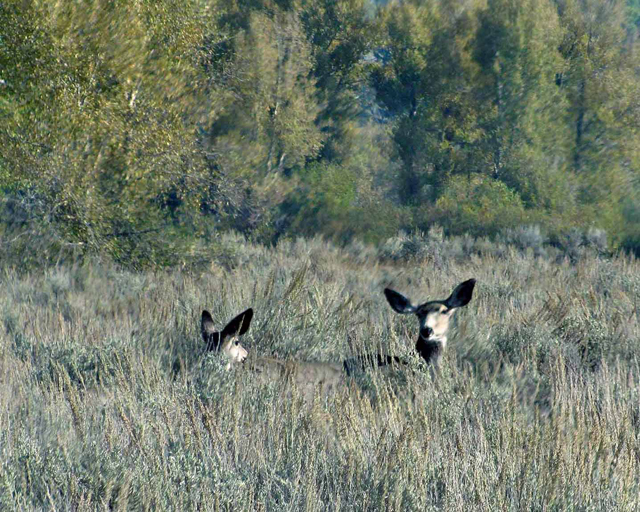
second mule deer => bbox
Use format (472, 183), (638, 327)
(201, 308), (344, 402)
(201, 308), (252, 367)
(382, 278), (476, 367)
(343, 279), (477, 373)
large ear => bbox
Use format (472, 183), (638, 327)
(221, 308), (254, 338)
(201, 310), (221, 350)
(384, 288), (417, 314)
(444, 279), (476, 309)
(201, 310), (216, 335)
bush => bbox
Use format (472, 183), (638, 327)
(429, 175), (528, 236)
(501, 225), (547, 257)
(284, 162), (402, 245)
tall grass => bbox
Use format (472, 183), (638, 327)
(1, 237), (639, 510)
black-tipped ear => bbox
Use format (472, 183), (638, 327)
(201, 310), (221, 350)
(201, 310), (216, 335)
(384, 288), (416, 314)
(445, 279), (476, 309)
(221, 308), (253, 338)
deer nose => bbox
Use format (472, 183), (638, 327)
(420, 327), (434, 339)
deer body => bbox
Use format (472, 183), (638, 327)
(247, 356), (344, 401)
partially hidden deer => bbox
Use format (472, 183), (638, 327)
(201, 308), (344, 402)
(343, 279), (476, 373)
(382, 278), (476, 366)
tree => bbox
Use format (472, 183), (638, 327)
(371, 0), (484, 206)
(1, 0), (217, 266)
(473, 0), (574, 213)
(556, 0), (640, 240)
(300, 0), (377, 160)
(207, 2), (323, 174)
(203, 3), (324, 237)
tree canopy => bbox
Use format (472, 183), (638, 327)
(1, 0), (639, 267)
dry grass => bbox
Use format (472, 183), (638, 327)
(1, 237), (639, 510)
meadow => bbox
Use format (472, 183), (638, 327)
(1, 234), (639, 511)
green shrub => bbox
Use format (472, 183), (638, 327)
(430, 175), (528, 236)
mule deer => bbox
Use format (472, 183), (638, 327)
(201, 308), (344, 402)
(382, 278), (476, 367)
(201, 308), (252, 367)
(342, 279), (476, 373)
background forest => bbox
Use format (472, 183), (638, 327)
(2, 0), (640, 267)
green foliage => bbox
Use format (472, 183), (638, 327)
(288, 161), (357, 234)
(473, 0), (574, 211)
(208, 6), (323, 175)
(284, 121), (403, 243)
(372, 0), (485, 204)
(1, 0), (640, 266)
(1, 0), (218, 267)
(431, 175), (527, 235)
(629, 0), (640, 27)
(301, 0), (378, 159)
(556, 0), (640, 242)
(285, 161), (402, 243)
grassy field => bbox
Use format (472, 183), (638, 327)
(1, 235), (639, 511)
